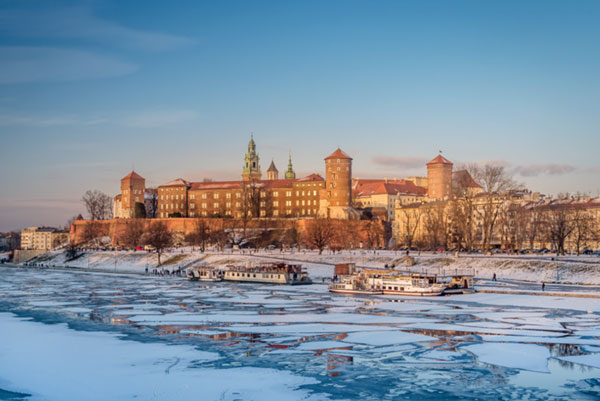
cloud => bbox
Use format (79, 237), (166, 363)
(0, 46), (138, 84)
(512, 164), (576, 177)
(125, 110), (199, 128)
(0, 6), (195, 52)
(372, 156), (429, 169)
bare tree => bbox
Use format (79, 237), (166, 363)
(468, 164), (517, 251)
(571, 207), (593, 255)
(186, 218), (211, 252)
(281, 222), (300, 249)
(82, 190), (113, 220)
(547, 208), (574, 256)
(524, 207), (544, 250)
(423, 202), (448, 250)
(400, 208), (423, 249)
(142, 221), (173, 265)
(304, 218), (335, 254)
(120, 219), (145, 249)
(450, 169), (478, 251)
(367, 220), (384, 248)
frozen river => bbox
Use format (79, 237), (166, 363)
(1, 266), (600, 400)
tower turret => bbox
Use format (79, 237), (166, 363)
(318, 148), (359, 219)
(426, 153), (453, 199)
(266, 160), (279, 181)
(242, 133), (262, 181)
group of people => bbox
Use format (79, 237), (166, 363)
(146, 267), (185, 277)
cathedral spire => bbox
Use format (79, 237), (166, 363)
(285, 151), (296, 179)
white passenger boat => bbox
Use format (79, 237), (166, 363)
(329, 263), (383, 295)
(380, 273), (447, 296)
(187, 266), (223, 282)
(328, 263), (475, 296)
(223, 263), (312, 285)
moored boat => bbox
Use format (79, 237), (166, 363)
(223, 262), (312, 285)
(328, 263), (475, 296)
(187, 266), (224, 282)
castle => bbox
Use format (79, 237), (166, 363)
(113, 136), (466, 222)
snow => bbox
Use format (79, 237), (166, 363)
(0, 312), (328, 401)
(462, 343), (551, 373)
(23, 247), (600, 285)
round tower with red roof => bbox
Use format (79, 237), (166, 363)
(319, 148), (360, 219)
(426, 153), (453, 199)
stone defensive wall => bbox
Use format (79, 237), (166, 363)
(70, 218), (389, 248)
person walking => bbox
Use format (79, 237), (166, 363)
(542, 282), (545, 292)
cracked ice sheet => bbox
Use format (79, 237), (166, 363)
(342, 330), (436, 346)
(128, 311), (427, 325)
(225, 323), (405, 335)
(478, 335), (600, 346)
(557, 354), (600, 369)
(0, 312), (329, 401)
(463, 343), (551, 372)
(402, 322), (568, 337)
(450, 293), (600, 312)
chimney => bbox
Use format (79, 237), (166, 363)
(384, 177), (388, 183)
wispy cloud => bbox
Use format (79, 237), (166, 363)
(372, 156), (429, 169)
(125, 110), (199, 128)
(0, 46), (138, 84)
(0, 109), (196, 127)
(0, 6), (195, 52)
(513, 163), (577, 177)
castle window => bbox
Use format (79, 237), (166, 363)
(202, 203), (207, 208)
(273, 201), (279, 207)
(273, 210), (279, 216)
(273, 192), (279, 197)
(213, 202), (219, 208)
(313, 190), (317, 196)
(286, 191), (292, 197)
(213, 193), (219, 199)
(226, 193), (231, 199)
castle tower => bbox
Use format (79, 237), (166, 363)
(242, 133), (262, 181)
(319, 148), (359, 219)
(266, 160), (279, 180)
(120, 171), (145, 218)
(285, 152), (296, 179)
(426, 153), (453, 199)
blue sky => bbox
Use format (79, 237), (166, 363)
(1, 0), (599, 231)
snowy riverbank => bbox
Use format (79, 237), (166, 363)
(22, 248), (600, 285)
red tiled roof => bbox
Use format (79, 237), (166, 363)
(354, 179), (427, 197)
(325, 148), (352, 160)
(161, 178), (190, 187)
(452, 170), (481, 189)
(427, 154), (453, 165)
(122, 171), (144, 181)
(296, 173), (324, 182)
